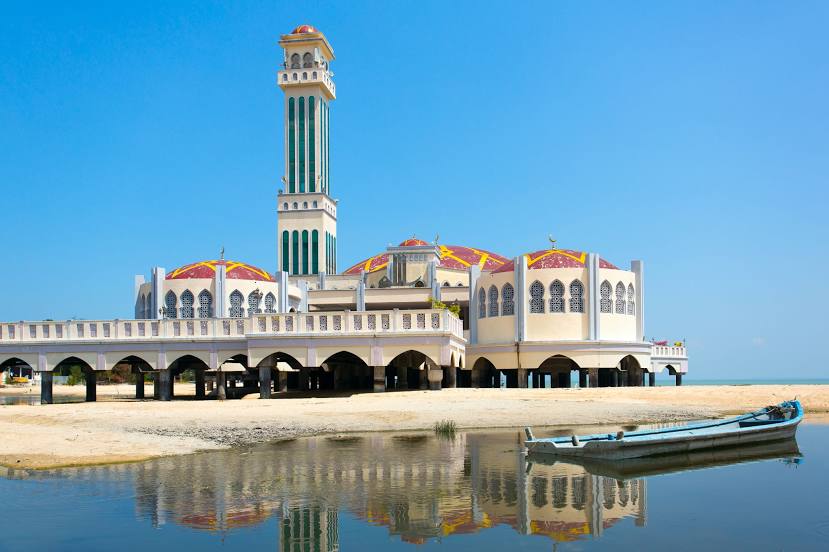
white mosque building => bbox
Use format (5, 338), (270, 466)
(0, 25), (687, 401)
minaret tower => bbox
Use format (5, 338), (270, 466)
(277, 24), (337, 276)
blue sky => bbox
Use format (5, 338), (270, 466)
(1, 1), (827, 378)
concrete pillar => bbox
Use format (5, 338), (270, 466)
(532, 372), (540, 389)
(217, 371), (227, 400)
(195, 370), (205, 399)
(579, 370), (588, 388)
(153, 372), (160, 400)
(609, 369), (619, 388)
(648, 371), (656, 387)
(444, 366), (457, 389)
(676, 373), (683, 386)
(159, 370), (172, 401)
(428, 367), (443, 391)
(277, 371), (288, 392)
(85, 371), (97, 402)
(259, 366), (272, 399)
(135, 373), (145, 399)
(419, 368), (428, 389)
(40, 371), (53, 405)
(396, 365), (407, 390)
(373, 366), (386, 392)
(589, 368), (599, 388)
(517, 368), (528, 389)
(299, 368), (310, 391)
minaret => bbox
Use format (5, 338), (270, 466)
(277, 24), (337, 276)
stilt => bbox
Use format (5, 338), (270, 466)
(373, 366), (386, 392)
(532, 372), (540, 388)
(589, 368), (599, 388)
(648, 371), (656, 387)
(428, 367), (442, 391)
(85, 371), (97, 402)
(396, 365), (407, 389)
(517, 368), (528, 389)
(609, 369), (618, 388)
(562, 372), (571, 388)
(259, 366), (272, 399)
(40, 371), (53, 405)
(299, 368), (310, 391)
(217, 371), (227, 400)
(579, 370), (588, 388)
(195, 370), (205, 398)
(277, 371), (288, 392)
(444, 366), (457, 388)
(419, 368), (428, 389)
(159, 370), (171, 401)
(676, 373), (683, 386)
(135, 372), (145, 399)
(153, 372), (160, 400)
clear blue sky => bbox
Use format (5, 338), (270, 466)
(1, 1), (827, 379)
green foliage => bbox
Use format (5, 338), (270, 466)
(429, 298), (461, 318)
(66, 366), (85, 386)
(433, 419), (457, 438)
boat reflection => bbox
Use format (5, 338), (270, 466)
(0, 430), (802, 548)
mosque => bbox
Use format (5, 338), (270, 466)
(0, 25), (687, 397)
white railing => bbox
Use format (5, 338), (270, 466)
(277, 69), (336, 95)
(0, 309), (464, 344)
(651, 345), (687, 358)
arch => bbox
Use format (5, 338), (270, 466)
(549, 280), (565, 313)
(442, 281), (450, 287)
(248, 291), (262, 314)
(386, 350), (439, 391)
(52, 356), (95, 376)
(198, 289), (213, 318)
(537, 354), (581, 388)
(264, 292), (276, 313)
(478, 287), (486, 319)
(569, 280), (584, 313)
(283, 202), (288, 210)
(180, 289), (195, 318)
(255, 351), (304, 371)
(319, 351), (371, 391)
(529, 280), (544, 313)
(501, 283), (515, 315)
(0, 357), (35, 382)
(290, 52), (300, 69)
(627, 283), (635, 315)
(488, 285), (499, 317)
(615, 282), (626, 314)
(665, 364), (678, 376)
(600, 280), (612, 313)
(229, 290), (244, 318)
(164, 290), (177, 318)
(302, 52), (313, 68)
(471, 357), (499, 388)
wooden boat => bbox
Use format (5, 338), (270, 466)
(524, 400), (803, 460)
(527, 437), (802, 480)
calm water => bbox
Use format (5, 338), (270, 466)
(1, 423), (827, 551)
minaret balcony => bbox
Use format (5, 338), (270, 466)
(277, 69), (336, 99)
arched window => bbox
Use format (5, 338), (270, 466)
(600, 281), (612, 313)
(288, 97), (296, 192)
(198, 290), (212, 318)
(292, 230), (299, 275)
(298, 97), (305, 192)
(283, 202), (288, 210)
(264, 292), (276, 313)
(292, 202), (298, 209)
(502, 283), (515, 315)
(180, 290), (194, 318)
(282, 230), (290, 273)
(290, 53), (300, 69)
(302, 52), (313, 68)
(530, 281), (545, 313)
(488, 285), (499, 317)
(312, 230), (319, 274)
(302, 230), (309, 274)
(569, 280), (584, 313)
(627, 284), (635, 315)
(248, 292), (262, 314)
(229, 290), (244, 318)
(164, 291), (177, 319)
(478, 287), (486, 319)
(303, 201), (308, 209)
(312, 200), (318, 208)
(615, 282), (626, 314)
(549, 280), (565, 313)
(442, 281), (450, 287)
(302, 72), (308, 80)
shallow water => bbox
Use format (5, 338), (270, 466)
(1, 423), (827, 550)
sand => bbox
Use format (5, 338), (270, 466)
(0, 384), (826, 470)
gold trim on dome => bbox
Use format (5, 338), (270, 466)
(525, 249), (586, 268)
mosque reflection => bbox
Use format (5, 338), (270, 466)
(121, 431), (647, 548)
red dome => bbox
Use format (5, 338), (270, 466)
(399, 238), (429, 246)
(166, 260), (274, 282)
(291, 24), (318, 34)
(492, 249), (618, 273)
(343, 242), (509, 275)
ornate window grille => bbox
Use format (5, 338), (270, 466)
(258, 317), (266, 332)
(77, 323), (84, 338)
(302, 52), (313, 68)
(368, 314), (377, 330)
(222, 320), (231, 335)
(290, 53), (300, 69)
(529, 281), (545, 313)
(198, 290), (212, 318)
(416, 313), (426, 329)
(180, 290), (194, 318)
(381, 314), (390, 330)
(151, 322), (159, 337)
(186, 321), (194, 336)
(306, 316), (314, 332)
(89, 324), (97, 338)
(103, 323), (110, 338)
(248, 292), (262, 315)
(138, 322), (145, 337)
(615, 282), (626, 314)
(488, 285), (499, 317)
(600, 281), (612, 313)
(333, 315), (342, 331)
(431, 313), (440, 328)
(264, 293), (276, 313)
(271, 317), (279, 332)
(501, 283), (515, 315)
(478, 288), (486, 319)
(402, 314), (412, 329)
(353, 315), (361, 331)
(320, 316), (328, 331)
(550, 280), (565, 313)
(165, 291), (177, 319)
(569, 280), (584, 313)
(200, 321), (208, 335)
(627, 284), (635, 315)
(229, 291), (244, 318)
(286, 316), (294, 332)
(173, 321), (180, 336)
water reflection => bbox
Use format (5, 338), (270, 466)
(0, 430), (802, 549)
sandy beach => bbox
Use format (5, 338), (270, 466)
(0, 384), (826, 470)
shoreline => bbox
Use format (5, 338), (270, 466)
(1, 384), (827, 470)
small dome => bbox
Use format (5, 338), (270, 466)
(399, 238), (429, 247)
(492, 249), (618, 273)
(166, 260), (274, 282)
(291, 24), (318, 34)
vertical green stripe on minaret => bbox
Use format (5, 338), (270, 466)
(299, 97), (305, 193)
(288, 98), (295, 193)
(312, 230), (319, 274)
(282, 231), (289, 272)
(333, 235), (337, 273)
(292, 230), (299, 275)
(309, 96), (315, 192)
(325, 101), (330, 194)
(302, 230), (309, 275)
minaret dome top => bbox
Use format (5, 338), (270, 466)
(290, 24), (318, 35)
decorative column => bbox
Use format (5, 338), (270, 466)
(259, 366), (272, 399)
(85, 371), (97, 402)
(373, 366), (386, 392)
(40, 371), (53, 405)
